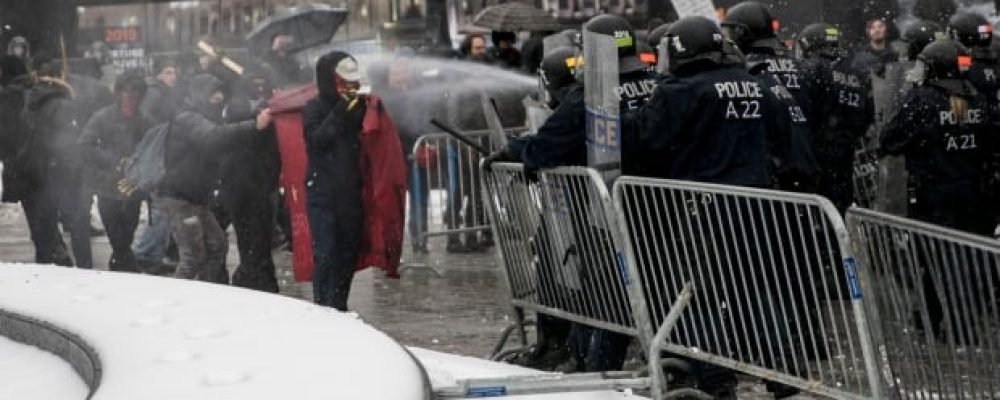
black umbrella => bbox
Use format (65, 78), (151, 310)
(246, 4), (348, 55)
(473, 2), (561, 32)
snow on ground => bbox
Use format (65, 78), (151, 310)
(0, 335), (89, 400)
(0, 263), (426, 400)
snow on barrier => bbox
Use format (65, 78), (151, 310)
(0, 264), (430, 399)
(847, 207), (1000, 399)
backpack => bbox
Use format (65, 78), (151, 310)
(124, 121), (171, 192)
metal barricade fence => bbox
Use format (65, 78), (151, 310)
(482, 163), (641, 339)
(612, 177), (882, 400)
(409, 130), (497, 250)
(847, 207), (1000, 400)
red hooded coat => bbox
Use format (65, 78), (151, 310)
(270, 85), (407, 280)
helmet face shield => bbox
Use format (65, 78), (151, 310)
(721, 24), (741, 42)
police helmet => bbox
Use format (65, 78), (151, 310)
(948, 12), (992, 48)
(584, 14), (645, 73)
(648, 23), (672, 48)
(665, 16), (726, 75)
(918, 39), (972, 81)
(903, 20), (944, 60)
(722, 1), (781, 50)
(539, 46), (579, 106)
(797, 23), (841, 59)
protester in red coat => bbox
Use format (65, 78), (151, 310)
(301, 51), (407, 310)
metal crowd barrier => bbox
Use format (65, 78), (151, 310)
(481, 163), (641, 339)
(612, 177), (882, 400)
(409, 130), (504, 249)
(847, 207), (1000, 400)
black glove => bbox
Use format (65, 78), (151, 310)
(336, 95), (366, 128)
(524, 165), (540, 183)
(482, 149), (515, 169)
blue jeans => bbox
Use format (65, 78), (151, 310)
(133, 196), (169, 261)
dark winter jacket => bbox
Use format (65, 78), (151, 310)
(507, 83), (588, 171)
(219, 92), (280, 196)
(78, 104), (154, 199)
(141, 79), (181, 124)
(800, 55), (874, 159)
(746, 49), (818, 126)
(881, 81), (996, 233)
(303, 51), (364, 211)
(748, 65), (820, 191)
(159, 74), (259, 205)
(1, 76), (77, 202)
(67, 74), (113, 128)
(881, 82), (994, 194)
(627, 64), (787, 187)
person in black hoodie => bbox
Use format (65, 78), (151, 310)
(0, 55), (71, 266)
(79, 72), (154, 272)
(29, 55), (92, 269)
(303, 51), (365, 311)
(211, 67), (282, 292)
(158, 73), (273, 284)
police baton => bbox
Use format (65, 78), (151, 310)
(429, 119), (491, 155)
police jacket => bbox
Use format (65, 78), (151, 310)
(748, 69), (820, 190)
(627, 62), (787, 187)
(159, 75), (259, 205)
(746, 49), (817, 123)
(78, 104), (154, 199)
(881, 82), (994, 193)
(508, 83), (587, 170)
(800, 56), (874, 152)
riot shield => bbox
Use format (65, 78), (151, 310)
(583, 28), (621, 187)
(872, 61), (911, 216)
(481, 96), (508, 149)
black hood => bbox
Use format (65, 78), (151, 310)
(27, 78), (72, 111)
(0, 55), (27, 87)
(314, 50), (353, 104)
(185, 73), (226, 111)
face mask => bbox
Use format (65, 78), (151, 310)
(334, 75), (360, 102)
(119, 91), (140, 119)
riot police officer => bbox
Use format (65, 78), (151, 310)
(627, 15), (801, 396)
(797, 23), (875, 213)
(881, 39), (995, 235)
(483, 46), (583, 370)
(882, 39), (996, 340)
(722, 1), (818, 123)
(948, 12), (1000, 109)
(630, 16), (789, 187)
